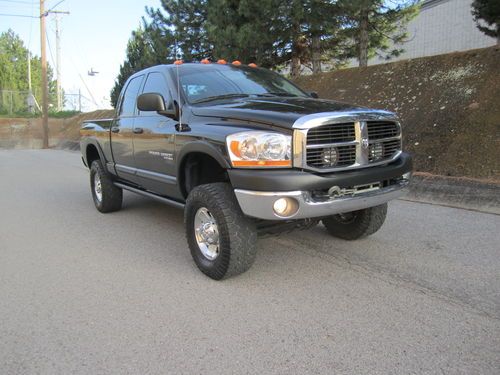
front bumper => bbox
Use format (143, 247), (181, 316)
(234, 178), (410, 220)
(230, 153), (412, 221)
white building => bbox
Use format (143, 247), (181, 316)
(369, 0), (497, 65)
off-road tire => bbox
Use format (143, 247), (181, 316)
(322, 203), (388, 240)
(185, 183), (258, 280)
(90, 160), (123, 213)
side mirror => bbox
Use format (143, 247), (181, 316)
(309, 91), (319, 99)
(137, 93), (177, 119)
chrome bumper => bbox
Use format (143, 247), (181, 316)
(234, 179), (410, 221)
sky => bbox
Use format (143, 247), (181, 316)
(1, 0), (160, 110)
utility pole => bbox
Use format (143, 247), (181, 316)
(40, 0), (49, 149)
(27, 51), (32, 93)
(27, 51), (34, 113)
(55, 13), (62, 111)
(50, 11), (69, 111)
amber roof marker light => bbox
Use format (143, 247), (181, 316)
(232, 60), (242, 65)
(174, 60), (183, 65)
(201, 59), (210, 64)
(248, 63), (258, 68)
(217, 59), (227, 64)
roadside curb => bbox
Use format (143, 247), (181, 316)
(406, 174), (500, 215)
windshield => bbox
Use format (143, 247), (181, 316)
(178, 65), (309, 104)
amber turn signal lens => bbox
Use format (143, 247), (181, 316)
(230, 141), (241, 158)
(232, 160), (291, 167)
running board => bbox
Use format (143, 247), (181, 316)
(114, 182), (185, 209)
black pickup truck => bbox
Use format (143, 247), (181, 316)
(81, 62), (412, 280)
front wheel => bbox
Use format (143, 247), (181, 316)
(185, 183), (257, 280)
(322, 203), (387, 240)
(90, 160), (123, 213)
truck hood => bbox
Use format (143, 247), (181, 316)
(190, 97), (380, 129)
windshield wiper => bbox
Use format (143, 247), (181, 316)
(192, 93), (249, 104)
(254, 92), (299, 97)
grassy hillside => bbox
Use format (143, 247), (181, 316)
(295, 47), (500, 180)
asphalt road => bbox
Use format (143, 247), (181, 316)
(1, 149), (499, 375)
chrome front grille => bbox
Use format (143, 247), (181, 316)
(307, 122), (355, 144)
(307, 145), (356, 168)
(294, 113), (402, 172)
(367, 121), (400, 140)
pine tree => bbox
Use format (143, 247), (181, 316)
(472, 0), (500, 44)
(337, 0), (418, 67)
(206, 0), (287, 67)
(303, 0), (341, 74)
(146, 0), (211, 60)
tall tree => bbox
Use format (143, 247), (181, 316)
(146, 0), (210, 60)
(303, 0), (341, 74)
(471, 0), (500, 44)
(337, 0), (418, 67)
(207, 0), (307, 70)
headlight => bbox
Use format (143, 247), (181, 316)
(227, 131), (292, 167)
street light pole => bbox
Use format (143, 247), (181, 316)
(49, 11), (69, 111)
(40, 0), (49, 148)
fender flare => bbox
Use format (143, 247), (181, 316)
(176, 141), (232, 198)
(176, 141), (231, 173)
(82, 139), (107, 168)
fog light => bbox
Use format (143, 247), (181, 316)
(369, 142), (384, 161)
(273, 197), (299, 217)
(322, 147), (338, 167)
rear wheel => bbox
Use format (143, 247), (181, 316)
(185, 183), (257, 280)
(322, 203), (387, 240)
(90, 160), (122, 213)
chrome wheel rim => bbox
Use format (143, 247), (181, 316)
(194, 207), (220, 260)
(94, 173), (103, 202)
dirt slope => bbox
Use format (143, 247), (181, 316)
(0, 110), (114, 149)
(295, 46), (500, 180)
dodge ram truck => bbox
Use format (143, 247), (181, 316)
(80, 62), (412, 280)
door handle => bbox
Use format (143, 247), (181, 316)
(111, 126), (120, 133)
(133, 127), (144, 134)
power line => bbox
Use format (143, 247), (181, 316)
(45, 0), (65, 13)
(0, 12), (38, 18)
(0, 0), (36, 4)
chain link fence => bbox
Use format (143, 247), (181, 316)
(0, 90), (40, 115)
(0, 90), (87, 115)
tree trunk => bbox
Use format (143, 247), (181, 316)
(311, 34), (322, 74)
(291, 55), (301, 78)
(290, 20), (301, 78)
(358, 8), (369, 67)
